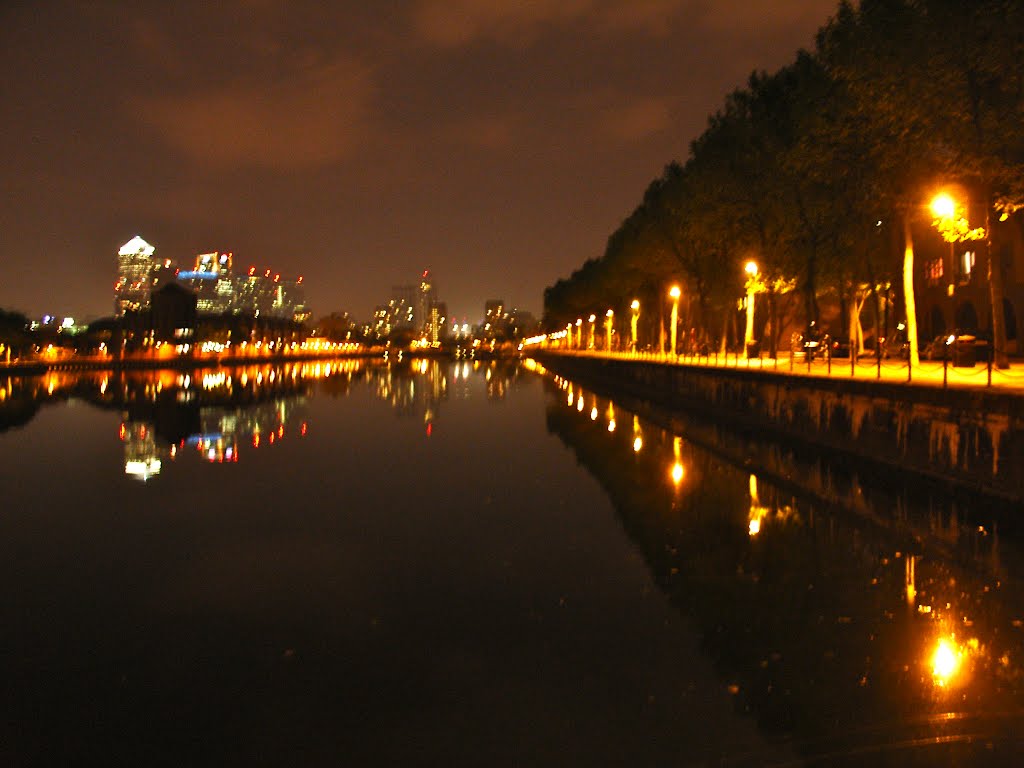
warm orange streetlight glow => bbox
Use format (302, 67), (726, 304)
(669, 285), (681, 300)
(630, 299), (640, 311)
(745, 260), (758, 276)
(932, 637), (962, 686)
(931, 193), (956, 219)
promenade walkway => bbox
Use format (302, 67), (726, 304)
(542, 347), (1024, 395)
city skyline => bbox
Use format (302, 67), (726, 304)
(1, 1), (838, 322)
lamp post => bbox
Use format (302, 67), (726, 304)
(931, 194), (958, 329)
(565, 323), (572, 349)
(605, 310), (614, 352)
(744, 261), (758, 348)
(630, 299), (640, 353)
(669, 285), (681, 357)
(588, 314), (596, 349)
(575, 318), (582, 350)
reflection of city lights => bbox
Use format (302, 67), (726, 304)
(590, 407), (598, 421)
(577, 396), (584, 412)
(608, 419), (616, 432)
(633, 437), (642, 453)
(749, 518), (761, 536)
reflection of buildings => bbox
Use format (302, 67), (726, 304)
(369, 358), (448, 423)
(122, 421), (162, 480)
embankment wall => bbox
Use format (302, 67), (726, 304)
(535, 352), (1024, 501)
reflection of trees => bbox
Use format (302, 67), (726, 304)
(544, 377), (1024, 756)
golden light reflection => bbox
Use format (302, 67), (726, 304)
(748, 474), (769, 537)
(633, 436), (642, 452)
(932, 637), (963, 686)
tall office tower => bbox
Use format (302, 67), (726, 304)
(115, 236), (156, 316)
(178, 251), (235, 313)
(417, 270), (436, 335)
(389, 285), (415, 331)
(483, 299), (506, 337)
(429, 301), (447, 344)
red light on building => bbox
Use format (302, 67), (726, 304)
(249, 266), (256, 276)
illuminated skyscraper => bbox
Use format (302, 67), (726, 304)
(178, 251), (235, 313)
(115, 235), (156, 316)
(417, 270), (436, 335)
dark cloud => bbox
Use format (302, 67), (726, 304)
(0, 0), (840, 322)
(136, 56), (374, 170)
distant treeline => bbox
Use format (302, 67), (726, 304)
(543, 0), (1024, 364)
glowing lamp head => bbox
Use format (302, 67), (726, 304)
(669, 286), (681, 300)
(576, 318), (582, 327)
(745, 260), (759, 276)
(588, 314), (596, 323)
(631, 299), (640, 311)
(932, 637), (961, 686)
(606, 309), (614, 318)
(931, 193), (956, 219)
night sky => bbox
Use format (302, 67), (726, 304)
(1, 1), (838, 324)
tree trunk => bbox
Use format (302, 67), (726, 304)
(903, 215), (920, 367)
(986, 205), (1009, 368)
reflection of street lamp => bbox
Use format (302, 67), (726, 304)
(670, 435), (684, 486)
(630, 299), (640, 352)
(588, 314), (596, 349)
(605, 309), (614, 352)
(669, 285), (681, 357)
(744, 261), (758, 347)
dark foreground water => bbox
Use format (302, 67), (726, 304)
(1, 358), (1023, 766)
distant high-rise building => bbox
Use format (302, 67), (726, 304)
(178, 251), (235, 313)
(389, 285), (415, 332)
(231, 267), (309, 322)
(429, 301), (447, 344)
(483, 299), (507, 338)
(417, 270), (436, 334)
(115, 236), (156, 316)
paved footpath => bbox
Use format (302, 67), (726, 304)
(546, 349), (1024, 395)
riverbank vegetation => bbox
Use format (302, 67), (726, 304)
(543, 0), (1024, 365)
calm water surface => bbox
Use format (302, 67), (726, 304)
(1, 358), (1023, 766)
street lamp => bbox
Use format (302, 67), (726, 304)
(565, 322), (572, 349)
(668, 286), (681, 357)
(605, 309), (614, 352)
(744, 261), (758, 348)
(588, 314), (596, 349)
(575, 318), (582, 350)
(630, 299), (640, 352)
(931, 194), (955, 219)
